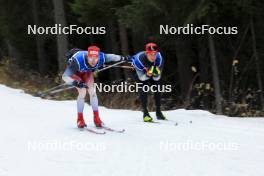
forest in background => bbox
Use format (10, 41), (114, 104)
(0, 0), (264, 116)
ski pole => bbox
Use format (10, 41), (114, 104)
(34, 83), (68, 97)
(35, 60), (128, 97)
(95, 60), (127, 73)
(48, 85), (74, 95)
(104, 65), (134, 70)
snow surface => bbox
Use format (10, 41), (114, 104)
(0, 84), (264, 176)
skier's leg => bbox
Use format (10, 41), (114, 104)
(71, 72), (88, 128)
(86, 73), (98, 112)
(152, 80), (166, 120)
(76, 88), (87, 127)
(153, 80), (161, 112)
(74, 72), (88, 128)
(139, 80), (153, 122)
(139, 81), (148, 114)
(76, 88), (86, 114)
(86, 72), (103, 127)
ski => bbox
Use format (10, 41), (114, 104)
(100, 126), (125, 133)
(79, 127), (106, 135)
(143, 121), (160, 124)
(148, 121), (160, 124)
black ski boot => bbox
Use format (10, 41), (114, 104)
(156, 111), (166, 120)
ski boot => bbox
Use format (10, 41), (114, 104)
(156, 111), (166, 120)
(143, 113), (153, 122)
(77, 113), (87, 128)
(93, 111), (103, 127)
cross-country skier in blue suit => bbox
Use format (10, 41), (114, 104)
(62, 45), (128, 128)
(131, 43), (166, 122)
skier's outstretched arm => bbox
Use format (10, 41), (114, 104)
(104, 54), (130, 63)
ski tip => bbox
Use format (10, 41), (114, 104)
(102, 126), (125, 133)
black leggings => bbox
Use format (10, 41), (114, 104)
(139, 79), (161, 114)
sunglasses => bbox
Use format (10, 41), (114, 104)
(146, 45), (158, 52)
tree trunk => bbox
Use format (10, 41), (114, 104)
(198, 36), (210, 109)
(131, 30), (141, 53)
(5, 39), (20, 60)
(118, 23), (130, 79)
(119, 23), (129, 55)
(175, 36), (193, 105)
(107, 20), (121, 80)
(207, 21), (223, 114)
(52, 0), (68, 72)
(228, 24), (249, 102)
(32, 0), (47, 75)
(250, 17), (264, 111)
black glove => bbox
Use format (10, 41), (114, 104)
(72, 80), (88, 88)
